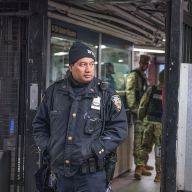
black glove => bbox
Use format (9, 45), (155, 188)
(42, 149), (50, 164)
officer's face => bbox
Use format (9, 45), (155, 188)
(69, 57), (95, 83)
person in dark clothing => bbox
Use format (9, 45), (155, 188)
(105, 62), (116, 89)
(32, 42), (128, 192)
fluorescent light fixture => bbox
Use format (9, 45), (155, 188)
(133, 48), (165, 53)
(94, 45), (107, 49)
(54, 52), (68, 56)
(101, 45), (106, 49)
(52, 36), (65, 41)
(118, 59), (124, 62)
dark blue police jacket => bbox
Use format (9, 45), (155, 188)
(32, 77), (128, 177)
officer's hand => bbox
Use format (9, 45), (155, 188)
(42, 149), (50, 164)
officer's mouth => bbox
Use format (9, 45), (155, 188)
(84, 75), (92, 78)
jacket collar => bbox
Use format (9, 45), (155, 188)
(58, 77), (98, 98)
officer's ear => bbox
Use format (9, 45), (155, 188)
(69, 64), (73, 72)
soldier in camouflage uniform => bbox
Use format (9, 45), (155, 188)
(136, 70), (164, 182)
(126, 55), (153, 179)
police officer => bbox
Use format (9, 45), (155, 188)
(126, 55), (153, 179)
(32, 42), (128, 192)
(136, 70), (164, 182)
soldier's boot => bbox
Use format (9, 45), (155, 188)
(145, 164), (154, 170)
(142, 167), (152, 176)
(134, 165), (143, 180)
(154, 172), (161, 182)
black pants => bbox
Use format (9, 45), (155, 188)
(57, 171), (106, 192)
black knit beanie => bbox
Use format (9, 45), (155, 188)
(69, 42), (95, 64)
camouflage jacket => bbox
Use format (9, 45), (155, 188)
(126, 69), (148, 114)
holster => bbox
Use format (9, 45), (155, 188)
(34, 163), (55, 192)
(34, 151), (56, 192)
(105, 151), (117, 186)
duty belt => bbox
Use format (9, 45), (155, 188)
(80, 158), (105, 174)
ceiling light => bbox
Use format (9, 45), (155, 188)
(54, 52), (68, 56)
(94, 45), (107, 49)
(118, 59), (124, 62)
(52, 37), (66, 41)
(133, 48), (165, 53)
(101, 45), (106, 49)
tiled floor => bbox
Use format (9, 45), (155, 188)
(112, 152), (160, 192)
(112, 170), (160, 192)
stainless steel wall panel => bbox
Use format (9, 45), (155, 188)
(177, 63), (192, 191)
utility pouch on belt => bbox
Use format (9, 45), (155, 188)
(89, 158), (96, 173)
(81, 161), (89, 174)
(98, 159), (105, 171)
(80, 158), (104, 174)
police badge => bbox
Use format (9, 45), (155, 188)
(91, 96), (101, 110)
(111, 95), (122, 111)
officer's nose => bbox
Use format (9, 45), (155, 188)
(85, 64), (91, 72)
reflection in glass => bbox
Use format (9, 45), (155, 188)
(101, 46), (132, 91)
(101, 46), (132, 109)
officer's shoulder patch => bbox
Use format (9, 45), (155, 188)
(111, 95), (122, 111)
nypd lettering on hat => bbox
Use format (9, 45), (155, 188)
(87, 49), (95, 57)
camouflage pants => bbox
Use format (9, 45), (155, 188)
(137, 122), (162, 173)
(133, 119), (151, 165)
